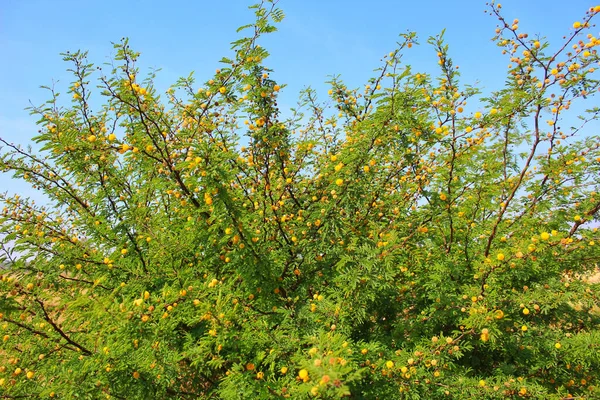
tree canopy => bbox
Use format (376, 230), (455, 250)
(1, 1), (600, 399)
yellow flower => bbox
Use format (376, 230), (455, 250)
(299, 368), (309, 382)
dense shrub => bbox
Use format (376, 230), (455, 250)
(1, 2), (600, 398)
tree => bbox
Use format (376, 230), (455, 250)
(1, 1), (600, 398)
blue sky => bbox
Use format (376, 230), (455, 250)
(0, 0), (597, 199)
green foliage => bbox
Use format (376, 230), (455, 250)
(1, 1), (600, 399)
